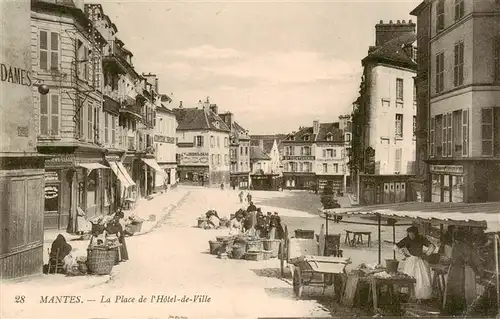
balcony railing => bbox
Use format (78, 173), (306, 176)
(106, 41), (134, 68)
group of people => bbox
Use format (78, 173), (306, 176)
(228, 202), (284, 239)
(395, 225), (487, 315)
(46, 209), (129, 275)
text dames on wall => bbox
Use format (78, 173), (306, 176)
(0, 63), (32, 87)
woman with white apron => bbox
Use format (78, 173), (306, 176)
(395, 226), (435, 302)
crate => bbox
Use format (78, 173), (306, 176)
(295, 229), (315, 239)
(245, 251), (263, 261)
(246, 240), (263, 251)
(262, 250), (273, 260)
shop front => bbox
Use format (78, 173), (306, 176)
(230, 172), (250, 189)
(283, 172), (316, 190)
(250, 173), (281, 191)
(359, 174), (415, 206)
(430, 164), (466, 203)
(178, 165), (209, 186)
(155, 163), (177, 192)
(106, 154), (135, 210)
(316, 175), (345, 194)
(42, 150), (110, 233)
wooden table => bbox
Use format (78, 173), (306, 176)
(367, 275), (416, 314)
(345, 230), (372, 247)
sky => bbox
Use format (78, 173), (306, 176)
(101, 0), (421, 134)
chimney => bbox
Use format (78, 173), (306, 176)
(375, 19), (416, 47)
(313, 120), (319, 135)
(155, 78), (159, 93)
(259, 140), (264, 151)
(222, 111), (233, 128)
(179, 101), (183, 108)
(209, 104), (218, 114)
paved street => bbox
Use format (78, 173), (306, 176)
(1, 187), (412, 318)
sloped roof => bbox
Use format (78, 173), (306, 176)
(250, 134), (287, 154)
(172, 108), (230, 132)
(250, 146), (271, 162)
(232, 121), (250, 140)
(156, 104), (174, 115)
(363, 32), (417, 69)
(284, 122), (345, 143)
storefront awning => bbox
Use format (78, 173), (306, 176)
(108, 161), (135, 188)
(78, 163), (109, 175)
(142, 158), (165, 174)
(322, 201), (500, 232)
(116, 162), (136, 187)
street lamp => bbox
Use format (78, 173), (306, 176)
(37, 83), (50, 95)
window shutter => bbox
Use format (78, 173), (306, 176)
(50, 32), (59, 71)
(40, 94), (49, 135)
(79, 102), (85, 139)
(51, 94), (59, 136)
(40, 31), (48, 70)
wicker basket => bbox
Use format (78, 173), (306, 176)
(246, 240), (263, 251)
(125, 221), (143, 235)
(209, 240), (222, 255)
(245, 251), (263, 261)
(231, 244), (246, 259)
(198, 218), (207, 228)
(87, 247), (117, 275)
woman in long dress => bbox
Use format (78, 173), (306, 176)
(443, 228), (483, 315)
(395, 226), (435, 302)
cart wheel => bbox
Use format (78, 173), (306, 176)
(293, 269), (303, 299)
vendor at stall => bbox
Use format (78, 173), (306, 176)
(247, 201), (257, 212)
(443, 227), (484, 316)
(229, 213), (244, 235)
(205, 209), (221, 229)
(395, 226), (435, 302)
(48, 234), (73, 273)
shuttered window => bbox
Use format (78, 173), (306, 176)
(39, 93), (60, 136)
(39, 31), (59, 71)
(104, 113), (109, 144)
(454, 42), (464, 87)
(481, 108), (494, 156)
(430, 117), (435, 157)
(395, 148), (402, 173)
(462, 109), (469, 156)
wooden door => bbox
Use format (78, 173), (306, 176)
(43, 182), (61, 229)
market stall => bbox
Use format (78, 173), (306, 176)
(321, 201), (500, 316)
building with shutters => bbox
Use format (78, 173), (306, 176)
(154, 95), (177, 191)
(218, 112), (251, 189)
(173, 99), (231, 187)
(351, 20), (418, 206)
(0, 0), (46, 279)
(282, 118), (351, 193)
(31, 0), (111, 232)
(411, 0), (500, 203)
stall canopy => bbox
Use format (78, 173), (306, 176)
(108, 161), (135, 188)
(141, 158), (165, 174)
(323, 201), (500, 232)
(78, 163), (109, 175)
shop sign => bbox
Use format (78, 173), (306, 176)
(44, 185), (58, 199)
(105, 155), (121, 162)
(154, 135), (175, 144)
(316, 158), (339, 162)
(430, 165), (464, 174)
(282, 156), (315, 161)
(44, 171), (59, 181)
(46, 154), (76, 165)
(179, 152), (209, 166)
(1, 63), (32, 87)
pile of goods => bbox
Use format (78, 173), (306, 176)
(208, 236), (280, 261)
(196, 214), (230, 229)
(373, 271), (414, 280)
(124, 214), (145, 236)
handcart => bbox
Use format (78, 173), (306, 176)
(280, 224), (322, 277)
(289, 255), (351, 299)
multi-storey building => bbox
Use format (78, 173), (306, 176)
(351, 20), (418, 205)
(282, 120), (350, 193)
(250, 134), (286, 175)
(249, 135), (285, 190)
(411, 1), (433, 202)
(219, 112), (250, 189)
(0, 0), (46, 279)
(154, 94), (177, 191)
(32, 0), (112, 231)
(173, 99), (231, 187)
(412, 0), (500, 203)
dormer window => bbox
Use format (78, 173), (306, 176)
(302, 135), (310, 141)
(326, 133), (333, 141)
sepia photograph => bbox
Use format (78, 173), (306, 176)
(1, 0), (500, 318)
